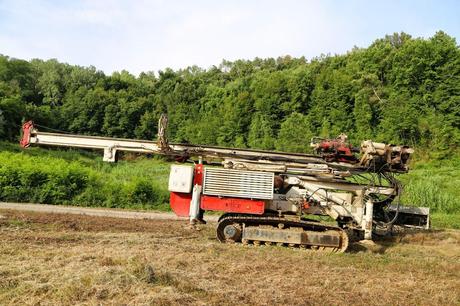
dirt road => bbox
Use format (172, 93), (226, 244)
(0, 202), (218, 222)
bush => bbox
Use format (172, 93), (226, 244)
(400, 159), (460, 214)
(0, 144), (171, 210)
(402, 180), (458, 213)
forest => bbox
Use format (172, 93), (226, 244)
(1, 31), (459, 157)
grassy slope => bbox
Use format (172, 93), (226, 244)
(399, 157), (460, 229)
(400, 157), (460, 212)
(0, 142), (170, 210)
(0, 142), (459, 228)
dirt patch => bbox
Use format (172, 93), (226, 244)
(0, 209), (188, 233)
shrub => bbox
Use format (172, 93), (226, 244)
(0, 145), (170, 210)
(402, 179), (458, 214)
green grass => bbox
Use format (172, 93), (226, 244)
(399, 157), (460, 214)
(0, 142), (170, 211)
(430, 213), (460, 229)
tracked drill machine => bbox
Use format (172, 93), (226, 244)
(20, 117), (429, 252)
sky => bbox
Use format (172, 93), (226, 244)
(0, 0), (459, 75)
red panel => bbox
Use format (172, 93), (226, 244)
(170, 192), (192, 217)
(201, 195), (265, 215)
(20, 121), (34, 148)
(193, 163), (203, 185)
(170, 164), (203, 217)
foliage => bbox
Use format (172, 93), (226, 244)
(399, 156), (460, 214)
(0, 142), (170, 210)
(275, 112), (313, 152)
(0, 31), (458, 157)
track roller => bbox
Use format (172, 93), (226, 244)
(216, 214), (349, 253)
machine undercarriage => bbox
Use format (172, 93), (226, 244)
(217, 214), (349, 252)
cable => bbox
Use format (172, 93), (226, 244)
(373, 174), (403, 233)
(33, 123), (74, 134)
(15, 121), (74, 135)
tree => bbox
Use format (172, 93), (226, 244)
(0, 31), (459, 156)
(247, 113), (275, 149)
(276, 112), (313, 152)
(32, 59), (68, 106)
(0, 110), (5, 138)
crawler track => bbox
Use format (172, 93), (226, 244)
(217, 213), (349, 253)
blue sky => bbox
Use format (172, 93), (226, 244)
(0, 0), (459, 75)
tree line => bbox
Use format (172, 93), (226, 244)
(1, 31), (459, 156)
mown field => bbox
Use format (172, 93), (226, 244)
(0, 141), (459, 228)
(0, 210), (459, 305)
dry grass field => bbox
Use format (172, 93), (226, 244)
(1, 209), (459, 306)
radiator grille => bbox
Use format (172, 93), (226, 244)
(203, 168), (274, 200)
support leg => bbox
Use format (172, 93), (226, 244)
(189, 184), (202, 225)
(103, 147), (117, 162)
(363, 199), (374, 240)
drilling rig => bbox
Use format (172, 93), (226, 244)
(20, 117), (429, 252)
